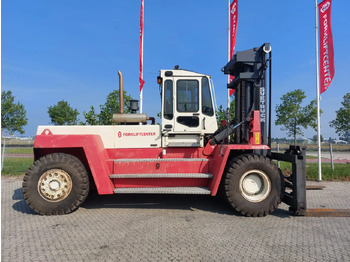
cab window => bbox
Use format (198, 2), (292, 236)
(177, 80), (199, 112)
(201, 77), (214, 116)
(163, 80), (173, 120)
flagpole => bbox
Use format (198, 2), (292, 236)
(139, 0), (144, 114)
(227, 0), (231, 111)
(315, 0), (322, 181)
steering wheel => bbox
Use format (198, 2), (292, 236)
(202, 106), (212, 114)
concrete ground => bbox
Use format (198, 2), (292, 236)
(2, 176), (350, 262)
(306, 151), (350, 160)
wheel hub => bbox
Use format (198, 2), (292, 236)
(239, 170), (271, 202)
(38, 169), (72, 202)
(49, 180), (60, 191)
(242, 174), (262, 195)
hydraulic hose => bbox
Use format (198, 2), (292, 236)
(209, 121), (245, 145)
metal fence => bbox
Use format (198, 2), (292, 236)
(1, 138), (34, 174)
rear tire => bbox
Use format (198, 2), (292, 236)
(23, 153), (90, 215)
(224, 154), (281, 217)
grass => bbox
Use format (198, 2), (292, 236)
(306, 155), (318, 159)
(1, 157), (34, 176)
(2, 147), (34, 154)
(279, 161), (350, 181)
(305, 163), (350, 181)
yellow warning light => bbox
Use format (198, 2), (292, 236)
(157, 76), (162, 84)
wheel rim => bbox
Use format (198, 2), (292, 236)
(38, 169), (72, 202)
(239, 169), (271, 202)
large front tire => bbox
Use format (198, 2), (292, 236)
(23, 153), (90, 215)
(224, 154), (281, 217)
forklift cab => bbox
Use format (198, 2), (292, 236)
(158, 69), (218, 147)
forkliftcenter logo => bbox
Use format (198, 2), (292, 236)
(230, 2), (237, 14)
(320, 2), (330, 13)
(117, 131), (156, 138)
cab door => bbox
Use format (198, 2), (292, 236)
(173, 77), (202, 133)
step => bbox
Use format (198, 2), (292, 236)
(167, 142), (201, 147)
(113, 187), (211, 195)
(113, 158), (209, 174)
(110, 173), (213, 179)
(114, 158), (209, 163)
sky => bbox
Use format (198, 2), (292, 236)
(2, 0), (350, 139)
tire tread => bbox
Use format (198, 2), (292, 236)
(22, 153), (89, 215)
(224, 154), (281, 217)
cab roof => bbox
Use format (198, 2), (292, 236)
(160, 69), (211, 78)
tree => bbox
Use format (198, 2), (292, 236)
(82, 90), (133, 125)
(1, 90), (28, 135)
(216, 100), (235, 127)
(48, 100), (79, 125)
(330, 92), (350, 138)
(313, 134), (323, 143)
(275, 89), (319, 145)
(82, 106), (99, 125)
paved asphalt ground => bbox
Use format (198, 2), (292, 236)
(2, 176), (350, 262)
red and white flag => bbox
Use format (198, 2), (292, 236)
(229, 0), (238, 96)
(139, 0), (145, 91)
(318, 0), (335, 94)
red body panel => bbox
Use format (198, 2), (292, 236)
(106, 147), (205, 159)
(34, 133), (115, 194)
(205, 143), (269, 195)
(34, 132), (269, 196)
(249, 111), (262, 145)
(113, 159), (209, 174)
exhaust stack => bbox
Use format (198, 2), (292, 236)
(113, 70), (149, 124)
(118, 70), (124, 114)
